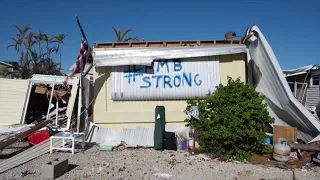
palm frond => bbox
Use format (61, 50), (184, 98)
(56, 33), (67, 43)
(121, 29), (133, 41)
(111, 26), (122, 41)
(123, 37), (139, 42)
(13, 24), (31, 38)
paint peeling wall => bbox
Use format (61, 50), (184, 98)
(93, 53), (246, 128)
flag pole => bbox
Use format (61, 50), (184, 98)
(75, 14), (93, 77)
(75, 14), (87, 133)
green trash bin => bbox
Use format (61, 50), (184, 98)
(154, 105), (166, 150)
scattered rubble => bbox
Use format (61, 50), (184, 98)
(0, 146), (319, 180)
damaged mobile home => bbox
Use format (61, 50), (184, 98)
(1, 24), (320, 173)
(283, 65), (320, 112)
(0, 73), (93, 172)
(91, 25), (320, 144)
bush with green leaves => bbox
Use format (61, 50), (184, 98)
(185, 77), (274, 160)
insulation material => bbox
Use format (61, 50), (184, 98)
(93, 44), (246, 67)
(246, 25), (320, 142)
(111, 57), (220, 100)
(0, 124), (34, 141)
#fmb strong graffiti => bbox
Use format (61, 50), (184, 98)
(123, 60), (202, 89)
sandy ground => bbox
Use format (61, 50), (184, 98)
(0, 145), (319, 180)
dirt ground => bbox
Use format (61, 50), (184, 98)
(0, 145), (319, 180)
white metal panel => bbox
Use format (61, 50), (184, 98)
(30, 74), (78, 85)
(283, 65), (319, 77)
(246, 25), (320, 142)
(0, 138), (61, 173)
(88, 123), (185, 147)
(111, 56), (220, 100)
(0, 78), (28, 126)
(93, 44), (246, 67)
(305, 86), (320, 108)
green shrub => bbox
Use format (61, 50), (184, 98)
(185, 77), (274, 160)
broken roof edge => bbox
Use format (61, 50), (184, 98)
(29, 74), (78, 85)
(0, 61), (13, 67)
(94, 39), (242, 49)
(93, 44), (247, 67)
(283, 65), (320, 77)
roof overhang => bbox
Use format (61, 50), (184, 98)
(93, 44), (247, 67)
(283, 65), (320, 77)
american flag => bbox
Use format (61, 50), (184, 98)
(64, 38), (90, 85)
(187, 106), (200, 120)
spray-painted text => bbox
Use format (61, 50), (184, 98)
(123, 60), (202, 89)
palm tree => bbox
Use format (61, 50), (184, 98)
(34, 31), (44, 57)
(7, 24), (31, 54)
(8, 24), (63, 78)
(8, 24), (34, 78)
(111, 26), (139, 42)
(52, 33), (67, 72)
(18, 51), (32, 79)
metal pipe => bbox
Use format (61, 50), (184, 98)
(294, 81), (297, 98)
(56, 98), (59, 127)
(46, 83), (55, 120)
(21, 82), (33, 124)
(77, 75), (82, 133)
(289, 143), (320, 152)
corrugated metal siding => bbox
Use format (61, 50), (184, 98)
(111, 56), (220, 100)
(0, 79), (28, 126)
(0, 138), (61, 173)
(89, 123), (185, 147)
(305, 86), (320, 108)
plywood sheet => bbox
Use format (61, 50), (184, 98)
(273, 125), (297, 144)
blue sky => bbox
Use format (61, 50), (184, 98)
(0, 0), (319, 72)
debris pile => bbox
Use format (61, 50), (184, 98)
(25, 84), (72, 127)
(250, 142), (320, 170)
(249, 125), (320, 170)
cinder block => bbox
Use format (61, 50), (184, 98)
(42, 158), (69, 179)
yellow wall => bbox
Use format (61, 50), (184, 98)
(93, 53), (246, 128)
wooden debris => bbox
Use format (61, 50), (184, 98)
(249, 155), (277, 167)
(0, 120), (52, 150)
(273, 125), (297, 145)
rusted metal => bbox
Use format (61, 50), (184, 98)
(225, 31), (236, 40)
(289, 143), (320, 152)
(94, 39), (242, 49)
(0, 120), (52, 150)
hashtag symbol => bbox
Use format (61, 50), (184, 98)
(123, 65), (143, 84)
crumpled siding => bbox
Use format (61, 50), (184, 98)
(88, 123), (185, 147)
(246, 25), (320, 142)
